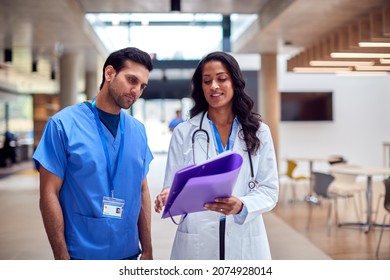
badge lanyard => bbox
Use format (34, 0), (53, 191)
(210, 122), (232, 154)
(91, 98), (124, 198)
(209, 120), (233, 260)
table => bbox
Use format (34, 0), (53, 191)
(330, 166), (390, 233)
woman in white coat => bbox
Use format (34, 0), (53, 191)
(155, 51), (279, 260)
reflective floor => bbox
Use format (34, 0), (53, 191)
(276, 178), (390, 260)
(0, 155), (331, 260)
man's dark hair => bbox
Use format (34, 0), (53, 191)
(99, 47), (153, 89)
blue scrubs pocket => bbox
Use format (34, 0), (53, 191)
(67, 214), (136, 260)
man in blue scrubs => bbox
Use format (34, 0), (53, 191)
(33, 47), (154, 260)
(168, 109), (184, 132)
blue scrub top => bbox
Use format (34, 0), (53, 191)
(168, 117), (184, 130)
(33, 103), (153, 260)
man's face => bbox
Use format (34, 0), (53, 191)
(106, 60), (149, 110)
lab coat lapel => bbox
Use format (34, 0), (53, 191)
(232, 123), (247, 158)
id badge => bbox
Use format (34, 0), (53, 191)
(102, 196), (125, 219)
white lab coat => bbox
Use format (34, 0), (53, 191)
(163, 112), (279, 260)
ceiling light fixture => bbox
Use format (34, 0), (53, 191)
(111, 17), (120, 26)
(355, 65), (390, 71)
(337, 71), (388, 76)
(50, 70), (56, 80)
(359, 42), (390, 47)
(4, 49), (12, 63)
(293, 67), (352, 73)
(171, 0), (181, 12)
(32, 61), (38, 72)
(380, 58), (390, 64)
(331, 52), (390, 59)
(310, 60), (375, 67)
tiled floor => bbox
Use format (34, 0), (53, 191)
(0, 156), (330, 260)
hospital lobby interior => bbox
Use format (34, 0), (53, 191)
(1, 0), (390, 261)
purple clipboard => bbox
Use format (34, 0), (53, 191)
(162, 152), (243, 219)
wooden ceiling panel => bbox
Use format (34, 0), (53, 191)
(287, 1), (390, 72)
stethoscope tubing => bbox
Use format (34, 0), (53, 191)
(191, 111), (209, 163)
(191, 111), (257, 191)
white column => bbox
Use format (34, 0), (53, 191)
(259, 53), (279, 162)
(85, 71), (98, 100)
(0, 45), (4, 63)
(12, 22), (32, 74)
(59, 52), (82, 108)
(85, 51), (99, 100)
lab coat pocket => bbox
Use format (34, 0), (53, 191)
(241, 234), (271, 260)
(170, 230), (200, 260)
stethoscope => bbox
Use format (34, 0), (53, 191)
(191, 111), (258, 191)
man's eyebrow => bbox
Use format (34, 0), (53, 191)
(127, 74), (141, 83)
(126, 74), (138, 80)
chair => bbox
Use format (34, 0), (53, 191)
(328, 164), (364, 223)
(306, 172), (336, 235)
(280, 159), (309, 203)
(374, 195), (384, 224)
(376, 177), (390, 257)
(370, 175), (389, 225)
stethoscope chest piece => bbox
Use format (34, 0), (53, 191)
(248, 178), (259, 191)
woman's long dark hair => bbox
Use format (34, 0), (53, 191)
(189, 51), (261, 155)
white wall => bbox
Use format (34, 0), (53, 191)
(277, 55), (390, 174)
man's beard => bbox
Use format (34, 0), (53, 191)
(108, 87), (136, 110)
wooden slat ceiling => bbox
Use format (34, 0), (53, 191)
(287, 2), (390, 73)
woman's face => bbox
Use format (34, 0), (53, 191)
(202, 60), (234, 111)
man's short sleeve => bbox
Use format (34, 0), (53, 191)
(32, 118), (68, 179)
